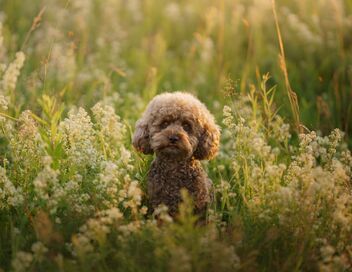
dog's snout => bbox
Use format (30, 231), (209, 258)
(168, 135), (179, 143)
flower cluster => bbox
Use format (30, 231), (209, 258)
(92, 102), (126, 160)
(72, 207), (123, 257)
(221, 92), (352, 267)
(59, 107), (99, 169)
(0, 166), (24, 209)
(1, 51), (25, 92)
(11, 241), (48, 272)
(9, 111), (45, 175)
(0, 23), (26, 117)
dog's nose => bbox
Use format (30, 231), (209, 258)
(169, 135), (179, 143)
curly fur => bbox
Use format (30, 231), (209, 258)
(133, 92), (220, 217)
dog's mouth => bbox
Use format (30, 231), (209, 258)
(151, 134), (193, 158)
(161, 143), (180, 151)
(156, 143), (187, 155)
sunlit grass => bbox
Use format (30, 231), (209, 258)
(0, 0), (351, 271)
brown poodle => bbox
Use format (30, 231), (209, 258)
(133, 92), (220, 218)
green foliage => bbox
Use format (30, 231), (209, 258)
(0, 0), (351, 271)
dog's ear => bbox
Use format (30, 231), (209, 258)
(193, 122), (220, 160)
(132, 117), (153, 154)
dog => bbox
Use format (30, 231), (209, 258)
(133, 92), (220, 219)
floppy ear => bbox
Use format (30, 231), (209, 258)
(193, 122), (220, 160)
(132, 117), (153, 154)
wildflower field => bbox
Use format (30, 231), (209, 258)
(0, 0), (352, 271)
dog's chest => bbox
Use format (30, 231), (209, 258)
(148, 160), (202, 194)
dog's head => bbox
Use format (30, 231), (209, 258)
(133, 92), (220, 160)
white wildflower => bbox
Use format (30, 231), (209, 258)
(9, 111), (45, 169)
(140, 206), (148, 215)
(320, 244), (335, 263)
(222, 105), (235, 128)
(94, 161), (121, 207)
(270, 116), (291, 142)
(0, 166), (24, 208)
(92, 102), (126, 159)
(72, 234), (94, 257)
(121, 180), (143, 214)
(104, 207), (123, 221)
(11, 251), (33, 272)
(1, 51), (25, 91)
(153, 204), (173, 223)
(33, 160), (59, 200)
(59, 107), (99, 168)
(119, 146), (131, 165)
(73, 207), (123, 257)
(31, 241), (48, 261)
(0, 94), (8, 111)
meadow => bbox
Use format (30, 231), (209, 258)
(0, 0), (351, 271)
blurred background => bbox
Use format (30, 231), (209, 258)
(1, 0), (351, 141)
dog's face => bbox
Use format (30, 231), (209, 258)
(133, 92), (220, 161)
(149, 112), (200, 159)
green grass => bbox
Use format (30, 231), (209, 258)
(0, 0), (351, 271)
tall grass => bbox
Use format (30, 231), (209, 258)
(0, 0), (351, 271)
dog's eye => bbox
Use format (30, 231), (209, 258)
(182, 122), (192, 133)
(160, 121), (169, 129)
